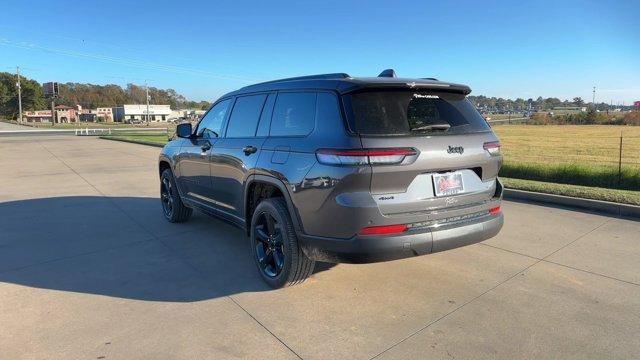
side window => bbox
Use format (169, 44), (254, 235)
(197, 99), (231, 138)
(225, 94), (267, 138)
(270, 92), (317, 137)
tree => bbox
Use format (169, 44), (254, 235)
(572, 97), (584, 107)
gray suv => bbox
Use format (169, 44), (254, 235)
(158, 70), (504, 288)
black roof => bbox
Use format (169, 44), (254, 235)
(222, 71), (472, 98)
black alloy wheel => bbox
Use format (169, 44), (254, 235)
(160, 169), (192, 223)
(161, 176), (174, 218)
(254, 211), (285, 278)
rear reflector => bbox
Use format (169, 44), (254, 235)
(316, 148), (417, 166)
(359, 224), (408, 236)
(483, 141), (501, 156)
(489, 206), (501, 216)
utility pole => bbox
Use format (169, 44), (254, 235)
(16, 66), (23, 123)
(145, 80), (150, 123)
(592, 86), (596, 109)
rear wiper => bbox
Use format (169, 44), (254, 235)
(410, 124), (451, 132)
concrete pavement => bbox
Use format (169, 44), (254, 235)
(0, 135), (638, 359)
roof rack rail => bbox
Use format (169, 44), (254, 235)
(421, 77), (438, 81)
(378, 69), (396, 78)
(254, 73), (351, 86)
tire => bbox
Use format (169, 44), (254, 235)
(250, 197), (315, 288)
(160, 168), (192, 223)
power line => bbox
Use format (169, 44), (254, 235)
(0, 38), (260, 83)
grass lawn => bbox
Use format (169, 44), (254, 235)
(501, 177), (640, 206)
(493, 125), (640, 166)
(101, 134), (169, 146)
(493, 125), (640, 190)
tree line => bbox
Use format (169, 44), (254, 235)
(0, 72), (211, 120)
(0, 71), (633, 120)
(467, 95), (620, 113)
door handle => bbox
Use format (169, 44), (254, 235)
(242, 145), (257, 155)
(201, 142), (212, 152)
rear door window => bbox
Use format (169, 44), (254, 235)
(343, 90), (490, 136)
(225, 94), (267, 138)
(270, 92), (317, 137)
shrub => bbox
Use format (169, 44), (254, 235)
(624, 111), (640, 126)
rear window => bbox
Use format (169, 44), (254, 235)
(270, 92), (317, 137)
(343, 90), (490, 136)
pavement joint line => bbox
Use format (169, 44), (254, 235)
(227, 295), (305, 360)
(479, 242), (640, 287)
(36, 140), (303, 359)
(153, 235), (304, 360)
(370, 218), (614, 359)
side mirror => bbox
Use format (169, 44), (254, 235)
(176, 123), (193, 138)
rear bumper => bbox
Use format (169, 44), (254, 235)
(299, 213), (503, 263)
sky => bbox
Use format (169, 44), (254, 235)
(1, 0), (639, 104)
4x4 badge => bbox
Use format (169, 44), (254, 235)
(447, 146), (464, 154)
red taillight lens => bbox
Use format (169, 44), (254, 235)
(483, 141), (501, 156)
(316, 148), (417, 166)
(489, 206), (501, 216)
(359, 224), (408, 236)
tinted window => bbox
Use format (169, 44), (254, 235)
(226, 94), (267, 138)
(197, 99), (231, 138)
(270, 92), (317, 136)
(343, 91), (490, 135)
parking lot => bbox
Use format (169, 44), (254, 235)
(1, 134), (639, 359)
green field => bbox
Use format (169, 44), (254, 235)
(493, 125), (640, 190)
(501, 177), (640, 206)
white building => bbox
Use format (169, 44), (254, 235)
(113, 104), (172, 122)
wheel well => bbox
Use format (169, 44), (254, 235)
(159, 161), (171, 178)
(246, 181), (284, 235)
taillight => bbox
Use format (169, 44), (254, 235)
(483, 141), (501, 156)
(316, 148), (417, 166)
(489, 206), (501, 216)
(359, 224), (408, 236)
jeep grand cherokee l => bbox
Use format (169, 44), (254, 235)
(158, 70), (504, 288)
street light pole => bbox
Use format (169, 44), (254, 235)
(145, 80), (150, 123)
(16, 66), (22, 123)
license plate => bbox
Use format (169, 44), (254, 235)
(433, 172), (464, 196)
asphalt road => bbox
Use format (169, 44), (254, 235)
(1, 135), (639, 359)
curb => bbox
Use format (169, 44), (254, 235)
(504, 188), (640, 219)
(99, 136), (165, 148)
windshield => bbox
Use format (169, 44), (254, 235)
(343, 90), (491, 136)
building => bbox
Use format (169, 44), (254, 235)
(95, 108), (114, 122)
(23, 110), (53, 122)
(23, 107), (78, 123)
(113, 104), (172, 122)
(551, 106), (587, 115)
(54, 105), (78, 123)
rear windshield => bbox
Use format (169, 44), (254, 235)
(343, 90), (490, 136)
